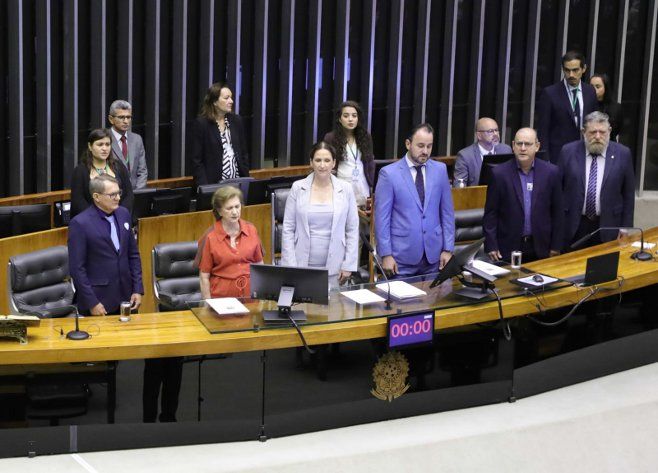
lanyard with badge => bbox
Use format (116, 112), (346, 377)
(347, 142), (360, 181)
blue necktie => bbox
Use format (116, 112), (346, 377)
(105, 215), (120, 251)
(585, 154), (599, 219)
(414, 165), (425, 207)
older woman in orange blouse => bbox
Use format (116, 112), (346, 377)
(199, 186), (263, 298)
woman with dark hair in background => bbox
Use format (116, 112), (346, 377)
(70, 128), (134, 219)
(590, 73), (624, 141)
(281, 141), (359, 289)
(323, 101), (375, 210)
(192, 82), (250, 186)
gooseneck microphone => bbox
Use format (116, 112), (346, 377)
(360, 232), (392, 310)
(570, 226), (652, 261)
(66, 307), (90, 340)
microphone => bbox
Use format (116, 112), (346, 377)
(67, 307), (90, 340)
(570, 226), (652, 261)
(360, 232), (392, 310)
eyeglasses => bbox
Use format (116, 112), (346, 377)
(98, 191), (122, 199)
(112, 115), (132, 121)
(513, 141), (536, 149)
(477, 128), (499, 135)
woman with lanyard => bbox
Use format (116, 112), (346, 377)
(70, 128), (134, 219)
(324, 100), (375, 211)
(191, 82), (250, 186)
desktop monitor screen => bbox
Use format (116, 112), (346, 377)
(150, 187), (193, 216)
(430, 237), (485, 288)
(0, 204), (52, 237)
(196, 178), (255, 211)
(132, 188), (159, 222)
(250, 264), (329, 305)
(246, 175), (304, 205)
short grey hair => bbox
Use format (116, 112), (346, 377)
(89, 174), (119, 195)
(109, 100), (132, 116)
(583, 111), (610, 129)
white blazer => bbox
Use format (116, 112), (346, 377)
(281, 173), (359, 276)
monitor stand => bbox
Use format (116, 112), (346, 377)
(262, 285), (307, 323)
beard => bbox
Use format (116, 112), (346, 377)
(586, 140), (606, 155)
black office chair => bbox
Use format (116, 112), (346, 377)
(7, 245), (77, 318)
(271, 187), (291, 265)
(454, 208), (488, 260)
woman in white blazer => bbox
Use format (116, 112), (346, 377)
(281, 141), (359, 289)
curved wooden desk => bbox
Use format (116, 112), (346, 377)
(1, 230), (656, 365)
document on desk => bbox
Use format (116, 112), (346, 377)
(341, 289), (386, 305)
(376, 281), (427, 300)
(205, 298), (250, 315)
(469, 259), (510, 276)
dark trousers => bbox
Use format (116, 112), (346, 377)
(572, 215), (601, 249)
(520, 235), (538, 263)
(143, 357), (183, 422)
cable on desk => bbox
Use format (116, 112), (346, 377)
(286, 306), (315, 355)
(526, 286), (599, 327)
(491, 288), (511, 341)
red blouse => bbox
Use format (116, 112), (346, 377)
(198, 219), (264, 298)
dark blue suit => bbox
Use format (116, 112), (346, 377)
(558, 140), (635, 246)
(483, 158), (564, 261)
(68, 205), (143, 313)
(535, 81), (598, 163)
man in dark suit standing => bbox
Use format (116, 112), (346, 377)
(68, 174), (143, 315)
(484, 128), (564, 263)
(558, 111), (635, 248)
(535, 51), (598, 164)
(108, 100), (148, 189)
(453, 117), (513, 186)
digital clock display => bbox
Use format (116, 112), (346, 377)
(387, 311), (435, 349)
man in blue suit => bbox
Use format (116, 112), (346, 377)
(484, 127), (564, 263)
(535, 50), (598, 164)
(375, 123), (455, 277)
(453, 117), (513, 186)
(68, 174), (143, 315)
(558, 111), (635, 248)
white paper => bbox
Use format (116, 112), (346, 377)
(470, 259), (511, 276)
(341, 289), (386, 305)
(631, 241), (655, 249)
(205, 297), (250, 315)
(517, 274), (559, 287)
(375, 281), (427, 299)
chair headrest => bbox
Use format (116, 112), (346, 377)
(455, 208), (485, 227)
(10, 246), (69, 292)
(272, 188), (291, 221)
(153, 241), (199, 278)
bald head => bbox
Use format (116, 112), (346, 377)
(475, 117), (500, 151)
(512, 128), (540, 171)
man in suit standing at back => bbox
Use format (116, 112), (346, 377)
(453, 117), (513, 186)
(375, 123), (455, 277)
(68, 174), (143, 315)
(558, 111), (635, 249)
(535, 51), (598, 164)
(483, 127), (563, 263)
(108, 100), (148, 189)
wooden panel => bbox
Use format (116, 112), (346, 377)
(0, 228), (68, 313)
(452, 185), (487, 210)
(2, 229), (657, 365)
(138, 204), (272, 313)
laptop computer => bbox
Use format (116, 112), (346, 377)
(563, 251), (620, 286)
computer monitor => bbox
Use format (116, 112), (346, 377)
(430, 237), (485, 288)
(246, 175), (304, 205)
(132, 188), (159, 223)
(478, 151), (548, 186)
(196, 177), (255, 211)
(132, 187), (193, 223)
(0, 204), (52, 237)
(250, 264), (329, 323)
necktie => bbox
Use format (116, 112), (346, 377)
(572, 88), (581, 128)
(414, 165), (425, 207)
(120, 135), (130, 170)
(585, 154), (598, 219)
(105, 215), (121, 252)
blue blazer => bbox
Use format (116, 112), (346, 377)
(558, 140), (635, 245)
(375, 157), (455, 265)
(483, 158), (564, 261)
(453, 142), (513, 186)
(281, 174), (359, 276)
(535, 81), (598, 163)
(68, 205), (144, 313)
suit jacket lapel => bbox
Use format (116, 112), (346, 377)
(601, 142), (616, 190)
(329, 176), (343, 238)
(509, 161), (524, 208)
(400, 159), (423, 211)
(90, 209), (118, 254)
(111, 134), (123, 162)
(299, 174), (313, 237)
(560, 85), (578, 130)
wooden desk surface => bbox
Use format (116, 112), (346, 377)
(2, 230), (656, 365)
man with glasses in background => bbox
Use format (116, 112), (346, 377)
(453, 117), (512, 186)
(108, 100), (148, 189)
(483, 128), (564, 263)
(68, 174), (143, 316)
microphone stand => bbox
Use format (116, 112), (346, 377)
(360, 233), (392, 310)
(66, 307), (90, 340)
(570, 226), (652, 261)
